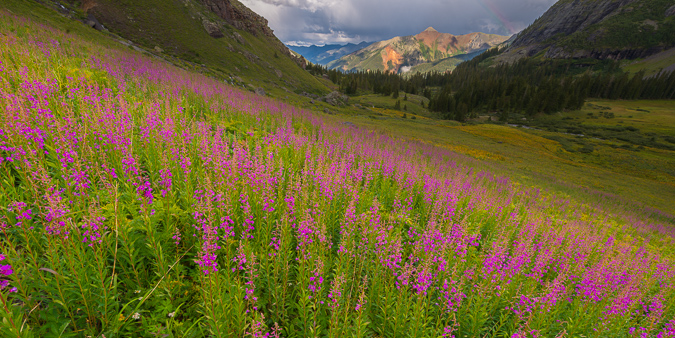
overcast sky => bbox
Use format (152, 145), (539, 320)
(239, 0), (558, 46)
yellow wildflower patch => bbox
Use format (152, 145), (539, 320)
(454, 124), (562, 157)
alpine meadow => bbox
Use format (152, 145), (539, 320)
(0, 0), (674, 337)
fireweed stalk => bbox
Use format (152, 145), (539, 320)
(0, 9), (674, 338)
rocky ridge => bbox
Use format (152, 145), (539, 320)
(328, 28), (509, 74)
(288, 41), (373, 66)
(196, 0), (274, 37)
(498, 0), (675, 63)
(50, 0), (324, 95)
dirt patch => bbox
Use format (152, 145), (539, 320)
(381, 46), (403, 73)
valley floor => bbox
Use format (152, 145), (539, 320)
(0, 3), (674, 338)
(320, 98), (675, 220)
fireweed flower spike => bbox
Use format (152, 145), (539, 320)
(0, 11), (674, 337)
(0, 255), (15, 292)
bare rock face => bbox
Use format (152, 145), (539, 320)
(85, 13), (104, 31)
(196, 0), (274, 37)
(499, 0), (671, 62)
(198, 0), (308, 68)
(507, 0), (638, 56)
(295, 55), (307, 69)
(666, 4), (675, 17)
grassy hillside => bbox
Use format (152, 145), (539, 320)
(3, 0), (328, 98)
(499, 0), (675, 66)
(550, 0), (675, 51)
(335, 99), (675, 219)
(330, 48), (386, 72)
(1, 4), (675, 338)
(351, 92), (431, 117)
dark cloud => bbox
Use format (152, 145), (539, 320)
(240, 0), (557, 46)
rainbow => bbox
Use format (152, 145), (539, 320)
(478, 0), (517, 34)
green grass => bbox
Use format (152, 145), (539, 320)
(360, 52), (385, 72)
(565, 100), (675, 136)
(3, 0), (673, 221)
(623, 47), (675, 76)
(1, 0), (116, 47)
(406, 52), (481, 75)
(522, 100), (675, 141)
(93, 0), (327, 95)
(289, 85), (675, 218)
(326, 99), (675, 218)
(1, 7), (675, 337)
(351, 92), (430, 117)
(2, 0), (329, 99)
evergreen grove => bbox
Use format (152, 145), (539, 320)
(305, 47), (675, 121)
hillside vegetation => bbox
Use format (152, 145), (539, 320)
(1, 6), (675, 338)
(21, 0), (329, 97)
(499, 0), (675, 62)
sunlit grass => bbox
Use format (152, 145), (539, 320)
(0, 8), (674, 338)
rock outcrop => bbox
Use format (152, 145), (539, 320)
(507, 0), (638, 54)
(667, 4), (675, 17)
(323, 91), (349, 106)
(196, 0), (274, 37)
(85, 13), (104, 31)
(202, 19), (223, 38)
(498, 0), (675, 63)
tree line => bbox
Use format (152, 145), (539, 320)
(305, 48), (675, 122)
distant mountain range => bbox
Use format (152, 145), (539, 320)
(288, 42), (372, 66)
(327, 28), (509, 74)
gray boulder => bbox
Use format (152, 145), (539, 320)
(85, 13), (104, 31)
(203, 20), (224, 38)
(323, 91), (349, 107)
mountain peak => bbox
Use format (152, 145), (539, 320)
(329, 28), (509, 74)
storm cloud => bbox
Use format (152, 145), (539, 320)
(239, 0), (558, 46)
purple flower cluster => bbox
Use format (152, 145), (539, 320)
(8, 201), (32, 228)
(2, 15), (675, 337)
(81, 216), (106, 247)
(308, 259), (324, 299)
(43, 188), (70, 237)
(0, 254), (16, 293)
